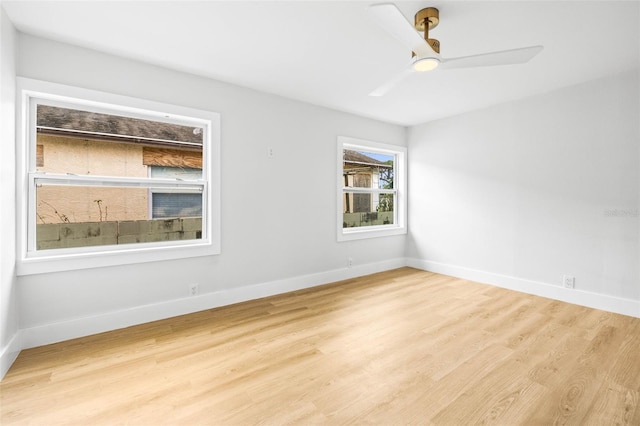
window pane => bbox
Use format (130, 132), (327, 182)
(35, 184), (202, 250)
(36, 105), (203, 177)
(342, 191), (395, 228)
(343, 149), (394, 190)
(37, 184), (149, 224)
(150, 167), (203, 218)
(150, 167), (202, 180)
(152, 193), (202, 218)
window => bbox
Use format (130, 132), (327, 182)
(337, 136), (407, 241)
(16, 78), (221, 274)
(149, 167), (203, 219)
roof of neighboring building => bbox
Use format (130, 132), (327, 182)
(37, 105), (204, 148)
(344, 149), (392, 168)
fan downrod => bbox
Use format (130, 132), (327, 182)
(414, 7), (440, 54)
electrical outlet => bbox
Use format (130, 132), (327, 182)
(267, 147), (275, 159)
(563, 275), (575, 289)
(348, 257), (353, 268)
(189, 283), (199, 296)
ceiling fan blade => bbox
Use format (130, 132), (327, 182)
(441, 45), (543, 70)
(369, 66), (414, 97)
(367, 3), (434, 58)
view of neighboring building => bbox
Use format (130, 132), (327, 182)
(36, 105), (204, 225)
(342, 149), (394, 228)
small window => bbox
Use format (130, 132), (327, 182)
(337, 136), (407, 241)
(152, 193), (203, 219)
(149, 167), (203, 219)
(17, 78), (221, 274)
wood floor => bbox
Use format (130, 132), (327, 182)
(1, 267), (639, 425)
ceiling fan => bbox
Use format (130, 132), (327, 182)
(367, 4), (543, 96)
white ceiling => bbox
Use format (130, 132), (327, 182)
(3, 0), (639, 126)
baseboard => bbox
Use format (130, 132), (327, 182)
(0, 332), (22, 380)
(407, 258), (640, 318)
(20, 257), (407, 351)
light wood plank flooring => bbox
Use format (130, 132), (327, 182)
(1, 267), (639, 425)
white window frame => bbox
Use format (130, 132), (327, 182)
(16, 78), (221, 275)
(337, 136), (407, 241)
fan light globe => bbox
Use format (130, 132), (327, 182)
(413, 57), (440, 72)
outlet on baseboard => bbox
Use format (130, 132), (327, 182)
(189, 283), (199, 296)
(348, 257), (353, 268)
(563, 275), (575, 289)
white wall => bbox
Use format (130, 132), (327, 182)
(0, 7), (19, 378)
(13, 34), (407, 349)
(407, 70), (640, 317)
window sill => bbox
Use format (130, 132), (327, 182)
(338, 224), (407, 242)
(17, 240), (220, 275)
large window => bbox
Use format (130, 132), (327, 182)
(337, 136), (407, 241)
(17, 78), (221, 274)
